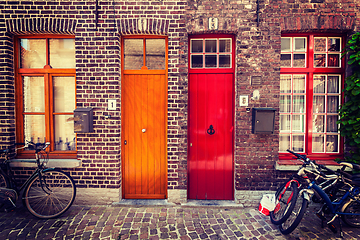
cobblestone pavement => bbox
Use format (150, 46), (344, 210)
(1, 202), (360, 239)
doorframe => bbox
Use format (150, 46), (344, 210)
(187, 34), (236, 200)
(120, 35), (169, 199)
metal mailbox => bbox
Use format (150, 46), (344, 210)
(252, 108), (276, 134)
(74, 108), (93, 133)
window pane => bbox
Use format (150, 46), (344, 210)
(205, 55), (216, 68)
(327, 96), (339, 113)
(20, 39), (46, 68)
(314, 38), (326, 52)
(313, 96), (325, 113)
(146, 39), (165, 70)
(219, 55), (230, 68)
(328, 54), (340, 67)
(280, 54), (291, 67)
(313, 115), (324, 133)
(219, 39), (231, 52)
(293, 54), (305, 67)
(23, 76), (45, 112)
(313, 75), (326, 93)
(24, 115), (46, 144)
(292, 115), (305, 132)
(327, 116), (338, 132)
(328, 38), (341, 52)
(280, 115), (291, 132)
(326, 135), (338, 152)
(191, 55), (203, 68)
(191, 39), (203, 53)
(313, 134), (324, 153)
(280, 75), (291, 93)
(293, 75), (305, 93)
(294, 38), (306, 52)
(280, 96), (291, 113)
(54, 115), (76, 151)
(279, 135), (290, 152)
(314, 54), (326, 67)
(292, 135), (304, 152)
(328, 76), (340, 93)
(124, 39), (143, 70)
(205, 40), (216, 53)
(49, 39), (75, 68)
(281, 38), (291, 52)
(293, 96), (305, 113)
(53, 76), (75, 113)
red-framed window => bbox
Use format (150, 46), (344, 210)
(14, 35), (76, 158)
(279, 33), (345, 160)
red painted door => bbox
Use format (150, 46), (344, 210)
(188, 73), (234, 200)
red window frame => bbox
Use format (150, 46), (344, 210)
(279, 33), (345, 161)
(14, 35), (76, 159)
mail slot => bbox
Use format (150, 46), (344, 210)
(252, 108), (276, 134)
(74, 108), (93, 133)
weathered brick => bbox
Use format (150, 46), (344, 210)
(0, 0), (359, 203)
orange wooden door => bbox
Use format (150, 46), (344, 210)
(122, 36), (168, 199)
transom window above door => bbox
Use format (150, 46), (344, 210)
(123, 37), (166, 70)
(190, 38), (232, 69)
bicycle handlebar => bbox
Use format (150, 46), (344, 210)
(287, 149), (345, 177)
(286, 149), (308, 161)
(26, 141), (50, 152)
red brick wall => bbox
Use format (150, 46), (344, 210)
(0, 0), (359, 197)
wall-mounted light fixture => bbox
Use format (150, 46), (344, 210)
(251, 90), (260, 101)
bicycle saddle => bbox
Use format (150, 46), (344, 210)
(339, 162), (360, 171)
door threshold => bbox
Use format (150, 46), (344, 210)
(182, 200), (241, 208)
(112, 199), (175, 207)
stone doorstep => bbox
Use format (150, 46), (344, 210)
(9, 158), (81, 168)
(73, 188), (271, 208)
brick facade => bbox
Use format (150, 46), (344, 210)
(0, 0), (359, 204)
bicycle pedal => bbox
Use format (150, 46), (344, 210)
(4, 206), (16, 213)
(327, 223), (337, 234)
(316, 212), (326, 221)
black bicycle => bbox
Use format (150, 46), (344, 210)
(0, 141), (76, 218)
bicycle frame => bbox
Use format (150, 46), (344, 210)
(304, 181), (360, 217)
(0, 145), (53, 196)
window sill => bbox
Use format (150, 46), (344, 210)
(275, 159), (341, 171)
(10, 159), (81, 168)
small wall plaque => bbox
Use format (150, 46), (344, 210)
(138, 18), (147, 32)
(108, 99), (117, 110)
(240, 95), (248, 107)
(209, 17), (218, 30)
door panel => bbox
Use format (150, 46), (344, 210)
(188, 73), (234, 200)
(123, 73), (167, 199)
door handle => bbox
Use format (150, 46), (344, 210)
(142, 129), (146, 133)
(207, 125), (215, 135)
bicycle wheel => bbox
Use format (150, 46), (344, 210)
(0, 172), (9, 188)
(341, 199), (360, 227)
(23, 169), (76, 219)
(270, 181), (299, 225)
(279, 191), (308, 235)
